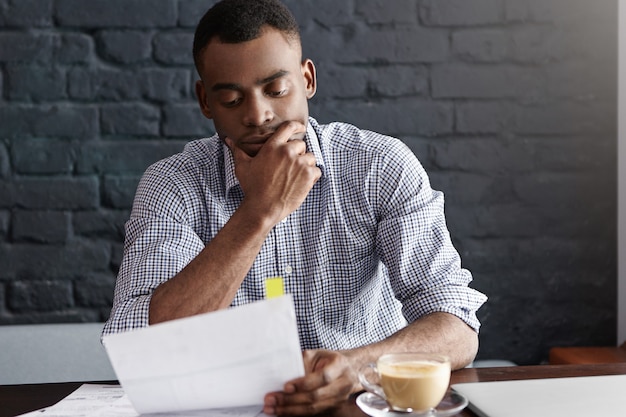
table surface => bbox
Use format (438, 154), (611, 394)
(2, 363), (625, 417)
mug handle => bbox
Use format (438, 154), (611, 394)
(358, 362), (386, 400)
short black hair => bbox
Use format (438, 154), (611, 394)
(193, 0), (301, 71)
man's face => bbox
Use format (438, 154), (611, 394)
(195, 27), (316, 157)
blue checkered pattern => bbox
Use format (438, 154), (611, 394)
(103, 118), (487, 350)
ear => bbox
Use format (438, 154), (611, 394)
(301, 59), (317, 99)
(195, 80), (214, 120)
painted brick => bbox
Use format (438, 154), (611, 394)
(509, 26), (597, 65)
(0, 284), (5, 311)
(0, 142), (9, 178)
(400, 137), (434, 170)
(76, 141), (186, 174)
(513, 102), (615, 135)
(0, 240), (111, 280)
(544, 62), (614, 100)
(0, 181), (14, 209)
(315, 99), (453, 136)
(505, 0), (600, 24)
(321, 64), (428, 99)
(55, 33), (93, 64)
(348, 26), (449, 63)
(452, 29), (509, 63)
(12, 138), (75, 175)
(68, 68), (142, 101)
(460, 237), (614, 275)
(420, 0), (504, 26)
(0, 309), (102, 324)
(55, 0), (177, 28)
(531, 137), (615, 172)
(97, 30), (152, 64)
(456, 101), (514, 135)
(432, 138), (534, 173)
(73, 210), (129, 240)
(178, 0), (216, 27)
(12, 210), (70, 243)
(5, 65), (66, 101)
(0, 105), (98, 139)
(69, 68), (190, 102)
(8, 280), (73, 311)
(429, 172), (506, 206)
(13, 176), (99, 210)
(355, 0), (418, 24)
(0, 32), (53, 62)
(110, 243), (124, 272)
(0, 0), (52, 27)
(74, 273), (116, 308)
(153, 32), (195, 65)
(0, 210), (9, 240)
(432, 64), (545, 99)
(141, 68), (192, 102)
(101, 103), (161, 137)
(287, 0), (356, 27)
(102, 175), (141, 209)
(162, 103), (212, 137)
(514, 173), (605, 208)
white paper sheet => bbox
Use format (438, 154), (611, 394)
(16, 384), (267, 417)
(16, 384), (125, 417)
(102, 295), (304, 414)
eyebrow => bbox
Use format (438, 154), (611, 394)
(211, 70), (290, 92)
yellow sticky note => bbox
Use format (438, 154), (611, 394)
(265, 277), (284, 299)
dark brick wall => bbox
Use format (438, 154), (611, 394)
(0, 0), (617, 365)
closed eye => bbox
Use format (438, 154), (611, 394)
(267, 89), (287, 98)
(221, 97), (243, 108)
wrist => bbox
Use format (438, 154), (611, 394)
(237, 199), (281, 232)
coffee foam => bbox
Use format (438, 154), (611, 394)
(380, 360), (449, 377)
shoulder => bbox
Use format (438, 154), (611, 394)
(312, 119), (420, 172)
(134, 136), (224, 210)
(140, 136), (224, 189)
(147, 136), (221, 176)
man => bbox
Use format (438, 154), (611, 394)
(103, 0), (487, 415)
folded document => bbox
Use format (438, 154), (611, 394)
(102, 295), (304, 414)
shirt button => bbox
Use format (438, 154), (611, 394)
(284, 265), (293, 274)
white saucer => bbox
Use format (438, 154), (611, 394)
(356, 391), (468, 417)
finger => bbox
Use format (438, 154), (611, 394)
(300, 152), (318, 167)
(266, 121), (306, 146)
(226, 137), (252, 165)
(265, 397), (339, 417)
(291, 356), (345, 392)
(265, 385), (351, 417)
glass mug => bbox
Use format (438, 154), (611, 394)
(358, 352), (451, 413)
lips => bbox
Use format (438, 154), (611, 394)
(243, 134), (272, 145)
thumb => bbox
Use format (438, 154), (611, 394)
(225, 137), (251, 166)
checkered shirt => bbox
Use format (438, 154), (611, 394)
(103, 117), (487, 349)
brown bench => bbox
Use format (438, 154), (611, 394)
(549, 342), (626, 365)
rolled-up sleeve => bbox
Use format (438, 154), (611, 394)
(102, 164), (205, 335)
(375, 141), (487, 332)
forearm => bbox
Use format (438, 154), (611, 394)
(148, 201), (275, 324)
(342, 312), (479, 372)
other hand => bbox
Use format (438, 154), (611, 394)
(263, 349), (360, 416)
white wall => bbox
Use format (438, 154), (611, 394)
(618, 0), (626, 345)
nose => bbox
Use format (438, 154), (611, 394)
(242, 94), (273, 127)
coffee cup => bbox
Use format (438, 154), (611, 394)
(358, 352), (451, 413)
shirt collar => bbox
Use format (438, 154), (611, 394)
(225, 118), (326, 198)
